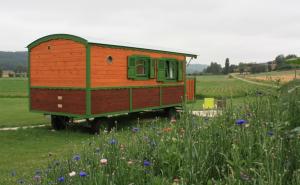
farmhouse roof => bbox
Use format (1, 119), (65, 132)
(27, 34), (197, 58)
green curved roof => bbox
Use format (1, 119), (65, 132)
(27, 34), (197, 58)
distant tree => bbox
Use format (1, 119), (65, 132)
(285, 54), (298, 60)
(204, 62), (223, 74)
(229, 64), (238, 73)
(0, 67), (2, 78)
(223, 58), (230, 74)
(250, 64), (267, 74)
(238, 63), (246, 74)
(275, 55), (285, 69)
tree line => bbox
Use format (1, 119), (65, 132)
(200, 54), (299, 75)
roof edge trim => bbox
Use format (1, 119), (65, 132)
(27, 34), (88, 49)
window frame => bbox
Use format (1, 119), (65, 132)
(128, 55), (151, 80)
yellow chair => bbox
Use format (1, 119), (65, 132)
(203, 98), (215, 109)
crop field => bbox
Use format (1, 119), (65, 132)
(240, 70), (300, 85)
(0, 77), (300, 184)
(195, 75), (271, 98)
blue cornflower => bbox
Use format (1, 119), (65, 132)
(143, 160), (151, 167)
(267, 131), (274, 136)
(235, 119), (247, 125)
(79, 171), (87, 177)
(132, 127), (140, 133)
(57, 176), (65, 182)
(109, 139), (117, 145)
(73, 154), (81, 161)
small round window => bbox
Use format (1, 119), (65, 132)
(106, 56), (113, 64)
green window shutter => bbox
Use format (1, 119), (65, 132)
(177, 61), (183, 81)
(150, 59), (155, 78)
(128, 56), (136, 79)
(157, 59), (166, 82)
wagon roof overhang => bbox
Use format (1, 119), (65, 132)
(27, 34), (197, 58)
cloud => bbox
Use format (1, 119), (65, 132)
(0, 0), (299, 64)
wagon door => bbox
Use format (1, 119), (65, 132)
(186, 77), (196, 102)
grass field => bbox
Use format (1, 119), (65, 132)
(1, 77), (299, 184)
(196, 75), (270, 98)
(0, 127), (92, 184)
(0, 98), (47, 128)
(0, 78), (27, 97)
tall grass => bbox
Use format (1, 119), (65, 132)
(10, 85), (300, 185)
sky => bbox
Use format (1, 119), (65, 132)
(0, 0), (300, 65)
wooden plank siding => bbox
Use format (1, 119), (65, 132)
(30, 88), (86, 115)
(162, 86), (185, 105)
(91, 89), (130, 114)
(186, 78), (195, 101)
(132, 87), (160, 109)
(30, 39), (86, 87)
(90, 45), (185, 87)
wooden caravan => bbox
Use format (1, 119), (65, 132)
(27, 34), (197, 132)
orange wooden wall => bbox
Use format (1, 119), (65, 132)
(186, 78), (195, 101)
(30, 39), (86, 88)
(90, 45), (186, 87)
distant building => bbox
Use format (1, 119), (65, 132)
(2, 70), (15, 78)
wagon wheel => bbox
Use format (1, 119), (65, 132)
(165, 107), (179, 122)
(51, 115), (69, 130)
(90, 117), (113, 134)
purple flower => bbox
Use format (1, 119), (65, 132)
(132, 127), (140, 133)
(143, 160), (151, 167)
(57, 176), (65, 182)
(79, 171), (87, 177)
(109, 139), (117, 145)
(235, 119), (247, 125)
(73, 154), (81, 161)
(267, 131), (274, 136)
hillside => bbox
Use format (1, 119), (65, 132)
(186, 64), (207, 74)
(0, 51), (27, 71)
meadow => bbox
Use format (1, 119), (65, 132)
(0, 76), (299, 184)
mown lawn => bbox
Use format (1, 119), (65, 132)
(0, 78), (27, 97)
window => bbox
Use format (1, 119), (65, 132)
(136, 60), (146, 76)
(165, 60), (176, 79)
(157, 58), (183, 82)
(128, 55), (155, 80)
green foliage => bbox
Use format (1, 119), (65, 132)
(223, 58), (230, 74)
(204, 62), (223, 74)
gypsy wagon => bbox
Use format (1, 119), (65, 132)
(27, 34), (197, 133)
